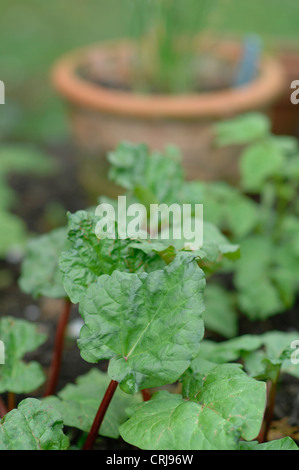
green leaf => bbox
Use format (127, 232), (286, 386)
(0, 398), (69, 450)
(239, 437), (298, 450)
(234, 236), (284, 320)
(240, 139), (285, 192)
(120, 364), (266, 450)
(78, 252), (206, 393)
(203, 284), (238, 338)
(195, 335), (264, 364)
(44, 369), (141, 439)
(0, 317), (46, 393)
(59, 210), (160, 304)
(108, 142), (184, 204)
(214, 113), (270, 147)
(19, 226), (68, 299)
(121, 391), (238, 450)
(180, 357), (219, 400)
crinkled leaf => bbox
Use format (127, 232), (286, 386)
(0, 317), (46, 393)
(19, 226), (68, 299)
(108, 142), (184, 205)
(59, 210), (159, 304)
(78, 253), (205, 393)
(44, 369), (141, 439)
(0, 398), (69, 450)
(120, 364), (266, 449)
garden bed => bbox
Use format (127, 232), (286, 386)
(1, 140), (299, 449)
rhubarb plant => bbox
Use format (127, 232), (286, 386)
(9, 140), (298, 450)
(212, 113), (299, 320)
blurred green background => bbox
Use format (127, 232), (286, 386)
(0, 0), (299, 145)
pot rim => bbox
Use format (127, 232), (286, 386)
(51, 39), (286, 119)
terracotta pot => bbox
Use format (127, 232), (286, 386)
(52, 39), (285, 188)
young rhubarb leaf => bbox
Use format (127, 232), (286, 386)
(19, 226), (68, 299)
(108, 142), (184, 205)
(44, 369), (141, 439)
(120, 364), (266, 450)
(78, 252), (206, 393)
(0, 317), (46, 394)
(59, 210), (161, 304)
(0, 398), (69, 450)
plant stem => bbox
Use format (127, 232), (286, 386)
(263, 379), (278, 442)
(7, 392), (15, 412)
(258, 379), (278, 443)
(83, 379), (119, 450)
(0, 396), (7, 418)
(43, 298), (72, 397)
(141, 388), (151, 401)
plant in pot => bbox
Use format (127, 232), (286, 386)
(51, 0), (285, 197)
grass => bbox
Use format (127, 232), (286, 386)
(0, 0), (298, 143)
